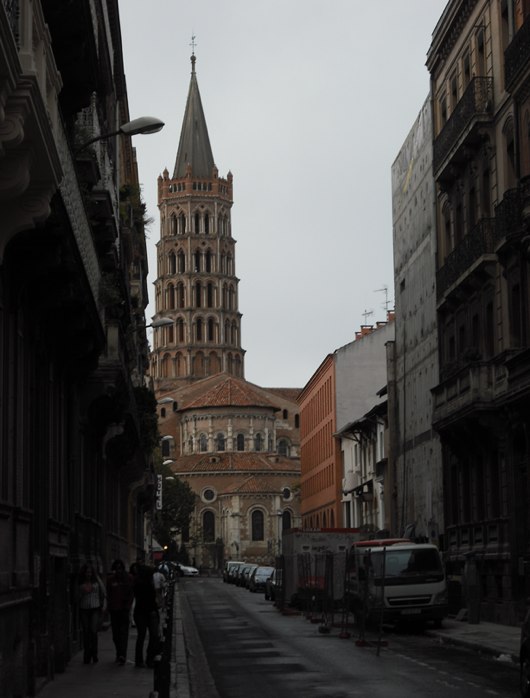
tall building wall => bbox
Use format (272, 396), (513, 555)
(391, 97), (444, 542)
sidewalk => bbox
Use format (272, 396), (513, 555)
(427, 616), (521, 666)
(36, 585), (190, 698)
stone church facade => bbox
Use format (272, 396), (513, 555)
(150, 53), (301, 568)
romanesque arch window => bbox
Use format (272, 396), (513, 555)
(168, 252), (176, 274)
(176, 318), (185, 342)
(217, 214), (224, 236)
(220, 254), (226, 274)
(205, 250), (212, 272)
(170, 215), (177, 236)
(222, 283), (227, 308)
(227, 254), (233, 275)
(194, 351), (205, 376)
(177, 250), (185, 273)
(209, 352), (221, 374)
(203, 511), (215, 542)
(207, 318), (215, 342)
(178, 212), (186, 234)
(204, 213), (210, 235)
(177, 283), (185, 308)
(227, 353), (233, 374)
(294, 414), (300, 429)
(161, 353), (171, 378)
(194, 250), (201, 272)
(207, 283), (214, 308)
(166, 284), (175, 310)
(195, 281), (202, 308)
(235, 355), (242, 377)
(236, 434), (245, 451)
(278, 439), (289, 457)
(228, 286), (235, 310)
(176, 352), (185, 376)
(199, 433), (208, 452)
(231, 321), (237, 345)
(195, 317), (203, 341)
(282, 511), (292, 531)
(224, 319), (231, 345)
(283, 409), (288, 420)
(194, 211), (200, 234)
(216, 433), (225, 451)
(254, 433), (263, 452)
(251, 510), (264, 541)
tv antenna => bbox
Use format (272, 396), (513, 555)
(362, 309), (373, 324)
(375, 285), (392, 312)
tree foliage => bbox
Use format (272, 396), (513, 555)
(152, 463), (196, 549)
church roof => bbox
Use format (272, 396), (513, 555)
(180, 375), (279, 411)
(173, 54), (215, 179)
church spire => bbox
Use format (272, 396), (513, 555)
(173, 52), (215, 179)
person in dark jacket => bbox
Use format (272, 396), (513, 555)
(106, 559), (134, 665)
(132, 564), (160, 668)
(78, 563), (106, 664)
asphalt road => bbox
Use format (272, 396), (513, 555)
(180, 577), (520, 698)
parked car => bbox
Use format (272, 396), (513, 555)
(265, 568), (282, 601)
(237, 564), (257, 588)
(521, 607), (530, 696)
(249, 566), (274, 593)
(223, 560), (245, 583)
(178, 564), (199, 577)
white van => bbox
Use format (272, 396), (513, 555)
(346, 539), (448, 627)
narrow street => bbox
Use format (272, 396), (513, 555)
(180, 578), (519, 698)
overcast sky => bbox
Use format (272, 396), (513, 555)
(119, 0), (448, 389)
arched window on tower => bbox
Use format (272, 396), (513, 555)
(227, 254), (233, 275)
(217, 214), (223, 236)
(176, 352), (185, 376)
(254, 433), (263, 452)
(205, 250), (212, 273)
(208, 318), (215, 342)
(168, 252), (176, 275)
(216, 433), (225, 451)
(196, 318), (203, 341)
(236, 434), (245, 451)
(177, 251), (185, 273)
(228, 286), (234, 310)
(225, 320), (231, 345)
(251, 510), (264, 541)
(194, 251), (201, 272)
(194, 211), (200, 234)
(282, 511), (292, 531)
(178, 212), (186, 234)
(232, 321), (237, 345)
(177, 318), (185, 342)
(207, 283), (214, 308)
(195, 281), (202, 308)
(203, 511), (215, 542)
(235, 355), (242, 377)
(177, 283), (185, 308)
(199, 433), (208, 452)
(204, 213), (210, 235)
(170, 215), (177, 236)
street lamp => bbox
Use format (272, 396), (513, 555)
(147, 318), (173, 329)
(75, 116), (164, 154)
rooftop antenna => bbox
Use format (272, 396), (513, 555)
(375, 285), (392, 313)
(362, 309), (373, 324)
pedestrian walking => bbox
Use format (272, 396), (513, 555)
(132, 564), (160, 668)
(106, 559), (134, 665)
(78, 563), (106, 664)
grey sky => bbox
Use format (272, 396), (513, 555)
(119, 0), (448, 389)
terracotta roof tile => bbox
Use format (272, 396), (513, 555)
(171, 452), (300, 475)
(180, 376), (279, 411)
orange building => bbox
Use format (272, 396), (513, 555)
(298, 355), (342, 528)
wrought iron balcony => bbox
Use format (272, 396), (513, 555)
(505, 13), (530, 94)
(433, 77), (493, 177)
(494, 176), (530, 250)
(436, 218), (496, 300)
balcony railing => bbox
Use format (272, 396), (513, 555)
(505, 13), (530, 93)
(3, 0), (19, 45)
(436, 218), (496, 300)
(433, 77), (493, 175)
(494, 176), (530, 248)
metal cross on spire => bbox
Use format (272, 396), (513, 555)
(190, 34), (197, 55)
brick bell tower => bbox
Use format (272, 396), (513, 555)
(150, 52), (245, 390)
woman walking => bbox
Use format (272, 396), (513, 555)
(107, 559), (134, 665)
(78, 563), (105, 664)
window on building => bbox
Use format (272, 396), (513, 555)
(207, 283), (214, 308)
(255, 433), (263, 452)
(450, 72), (458, 110)
(199, 434), (208, 452)
(203, 511), (215, 542)
(195, 282), (202, 308)
(283, 409), (288, 420)
(216, 433), (225, 451)
(194, 212), (200, 234)
(294, 414), (299, 429)
(177, 251), (185, 273)
(236, 434), (245, 451)
(168, 253), (176, 274)
(208, 318), (215, 342)
(282, 511), (292, 531)
(177, 318), (184, 342)
(463, 52), (471, 89)
(251, 510), (264, 541)
(204, 213), (210, 235)
(278, 440), (289, 457)
(196, 318), (203, 341)
(179, 212), (186, 234)
(476, 28), (485, 77)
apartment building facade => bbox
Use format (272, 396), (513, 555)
(427, 0), (530, 623)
